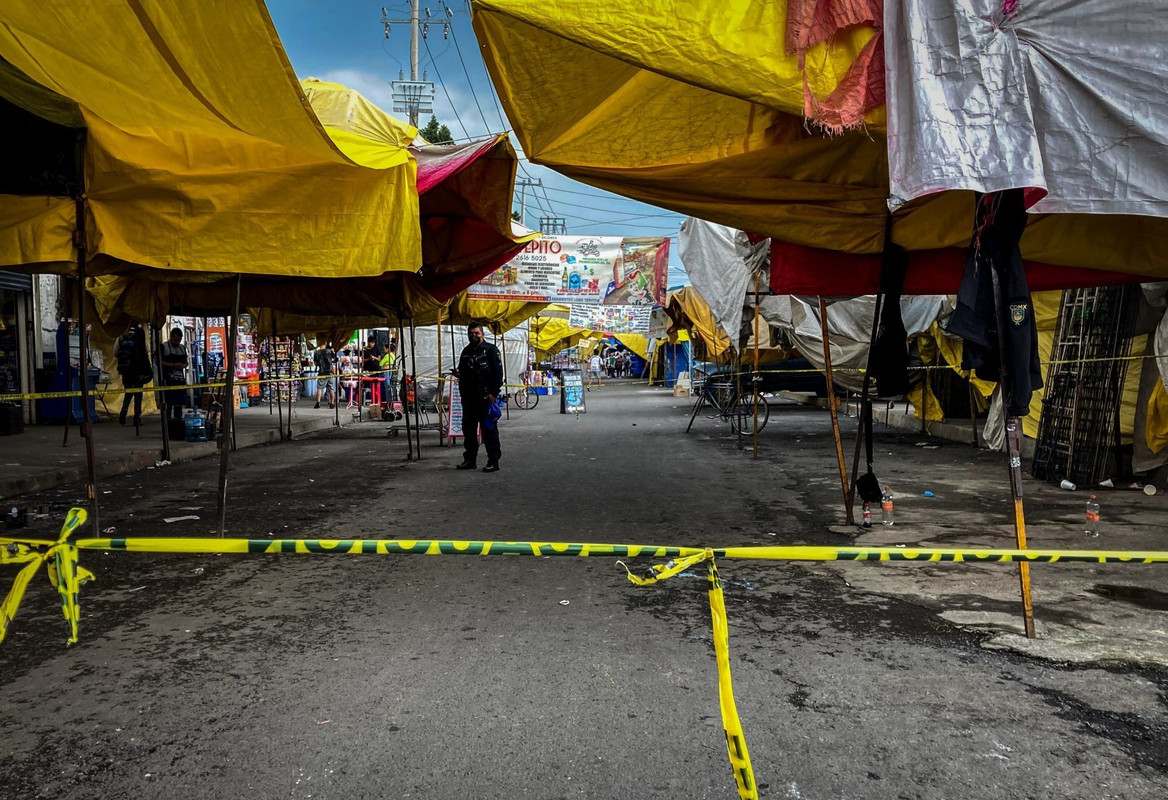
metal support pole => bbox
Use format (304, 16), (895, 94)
(286, 323), (293, 441)
(272, 318), (284, 441)
(500, 330), (511, 421)
(217, 275), (241, 537)
(436, 308), (445, 445)
(73, 197), (99, 531)
(988, 248), (1036, 639)
(409, 318), (422, 459)
(399, 318), (413, 460)
(752, 269), (761, 459)
(357, 328), (364, 421)
(153, 322), (171, 463)
(850, 293), (884, 515)
(819, 296), (853, 525)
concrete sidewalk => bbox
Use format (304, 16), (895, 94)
(0, 398), (367, 500)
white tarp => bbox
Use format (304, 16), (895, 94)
(885, 0), (1168, 218)
(399, 323), (529, 396)
(760, 295), (951, 393)
(677, 218), (770, 346)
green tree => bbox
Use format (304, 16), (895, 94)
(419, 115), (454, 145)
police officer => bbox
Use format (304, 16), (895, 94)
(454, 322), (503, 472)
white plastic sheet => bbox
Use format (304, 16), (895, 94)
(678, 219), (769, 347)
(886, 0), (1168, 218)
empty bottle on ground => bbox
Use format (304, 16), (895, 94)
(881, 486), (894, 526)
(1085, 494), (1100, 537)
(862, 502), (872, 528)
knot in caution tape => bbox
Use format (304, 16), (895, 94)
(0, 508), (92, 646)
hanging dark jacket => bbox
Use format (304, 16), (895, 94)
(947, 190), (1043, 416)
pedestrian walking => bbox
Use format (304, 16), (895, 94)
(313, 343), (337, 409)
(587, 351), (603, 389)
(454, 322), (503, 473)
(116, 323), (151, 426)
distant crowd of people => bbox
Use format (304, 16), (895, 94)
(311, 336), (399, 409)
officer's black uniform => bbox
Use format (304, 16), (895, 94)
(457, 337), (503, 469)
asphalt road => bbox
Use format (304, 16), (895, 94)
(2, 384), (1166, 799)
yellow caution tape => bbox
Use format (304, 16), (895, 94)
(7, 512), (1168, 799)
(0, 508), (91, 646)
(0, 369), (405, 403)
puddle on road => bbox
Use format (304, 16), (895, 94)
(1089, 584), (1168, 611)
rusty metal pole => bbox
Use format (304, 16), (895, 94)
(989, 251), (1036, 639)
(752, 269), (761, 459)
(216, 275), (241, 537)
(819, 296), (853, 525)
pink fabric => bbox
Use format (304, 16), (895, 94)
(785, 0), (885, 132)
(413, 136), (501, 195)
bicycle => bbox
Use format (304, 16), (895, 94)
(511, 385), (539, 410)
(684, 371), (769, 435)
(509, 373), (540, 410)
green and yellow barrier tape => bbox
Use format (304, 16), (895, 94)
(6, 511), (1168, 800)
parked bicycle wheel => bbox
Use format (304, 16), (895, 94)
(730, 391), (769, 435)
(707, 382), (737, 418)
(513, 387), (539, 410)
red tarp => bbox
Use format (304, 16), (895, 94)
(769, 241), (1149, 296)
(411, 135), (533, 302)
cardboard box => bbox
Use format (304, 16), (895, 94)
(368, 405), (383, 420)
(672, 385), (690, 397)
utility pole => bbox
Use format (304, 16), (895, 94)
(540, 217), (567, 235)
(515, 178), (541, 228)
(410, 0), (419, 91)
(382, 3), (446, 127)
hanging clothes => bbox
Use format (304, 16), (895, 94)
(947, 190), (1043, 416)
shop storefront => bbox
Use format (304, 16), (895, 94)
(0, 271), (34, 434)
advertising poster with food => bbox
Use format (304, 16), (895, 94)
(568, 304), (652, 335)
(468, 236), (669, 305)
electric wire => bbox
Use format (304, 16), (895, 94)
(421, 35), (471, 140)
(447, 14), (501, 135)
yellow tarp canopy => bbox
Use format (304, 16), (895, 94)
(0, 1), (420, 278)
(473, 1), (1168, 277)
(666, 288), (733, 359)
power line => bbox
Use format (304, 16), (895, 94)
(532, 193), (679, 216)
(421, 35), (470, 140)
(446, 12), (503, 135)
(572, 215), (683, 229)
(440, 7), (493, 135)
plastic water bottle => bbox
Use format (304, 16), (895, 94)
(881, 486), (894, 526)
(1084, 494), (1100, 537)
(862, 502), (872, 528)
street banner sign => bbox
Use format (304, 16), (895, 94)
(568, 304), (652, 334)
(468, 236), (669, 305)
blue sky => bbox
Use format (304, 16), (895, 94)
(266, 0), (689, 286)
